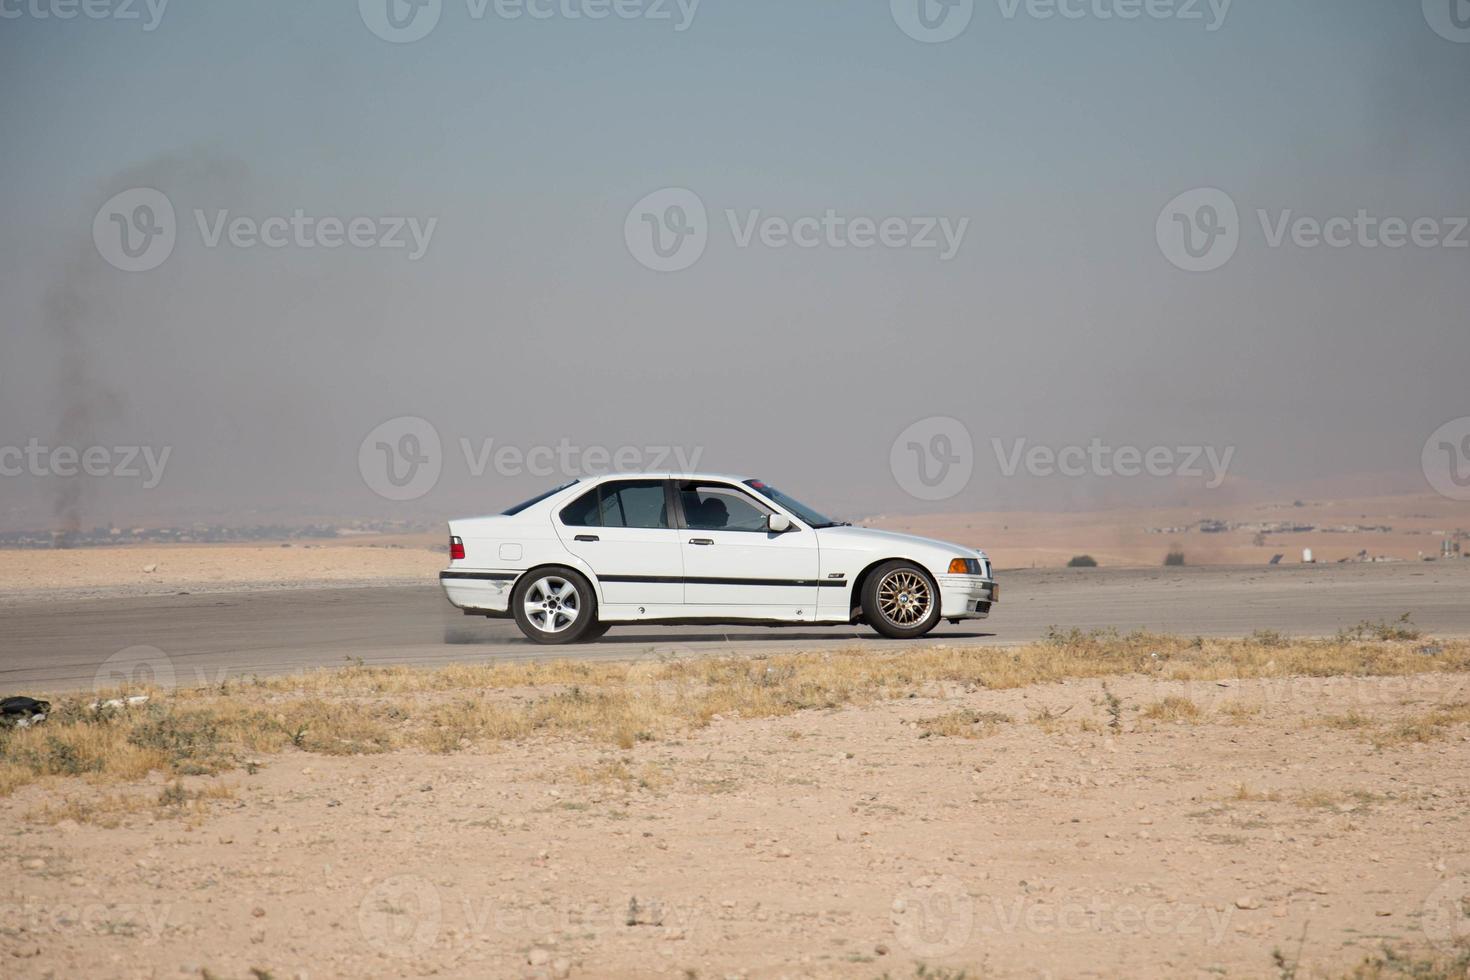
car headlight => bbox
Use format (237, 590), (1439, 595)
(946, 558), (984, 575)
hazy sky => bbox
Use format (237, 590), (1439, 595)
(1, 0), (1467, 529)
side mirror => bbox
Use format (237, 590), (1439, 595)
(767, 513), (792, 533)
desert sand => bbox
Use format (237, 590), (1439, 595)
(3, 670), (1467, 979)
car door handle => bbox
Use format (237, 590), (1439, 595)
(575, 534), (599, 542)
(688, 538), (714, 546)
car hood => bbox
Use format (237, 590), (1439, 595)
(813, 524), (981, 558)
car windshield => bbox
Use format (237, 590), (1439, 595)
(501, 480), (579, 516)
(743, 480), (846, 527)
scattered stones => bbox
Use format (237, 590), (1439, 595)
(1235, 896), (1261, 910)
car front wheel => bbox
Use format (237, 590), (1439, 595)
(512, 567), (599, 644)
(863, 560), (941, 639)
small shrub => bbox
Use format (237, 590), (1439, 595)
(1067, 555), (1098, 568)
(1164, 549), (1187, 567)
(1338, 613), (1421, 643)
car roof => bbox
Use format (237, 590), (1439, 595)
(580, 472), (756, 484)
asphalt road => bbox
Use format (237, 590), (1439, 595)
(3, 562), (1467, 693)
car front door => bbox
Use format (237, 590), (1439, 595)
(675, 480), (820, 619)
(555, 479), (683, 609)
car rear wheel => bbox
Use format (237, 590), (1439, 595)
(863, 560), (941, 639)
(512, 568), (599, 644)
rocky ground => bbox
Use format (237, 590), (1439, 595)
(4, 671), (1468, 979)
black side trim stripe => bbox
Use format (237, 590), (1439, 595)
(601, 575), (847, 588)
(440, 571), (518, 582)
(441, 571), (848, 588)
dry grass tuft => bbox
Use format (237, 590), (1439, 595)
(917, 709), (1012, 739)
(1141, 696), (1202, 723)
(2, 630), (1467, 798)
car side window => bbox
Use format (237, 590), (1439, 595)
(560, 480), (669, 529)
(679, 483), (774, 532)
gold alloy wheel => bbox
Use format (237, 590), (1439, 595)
(876, 569), (932, 627)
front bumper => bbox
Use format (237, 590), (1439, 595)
(440, 569), (517, 617)
(937, 575), (998, 620)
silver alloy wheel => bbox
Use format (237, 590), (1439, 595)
(876, 569), (932, 627)
(524, 575), (581, 633)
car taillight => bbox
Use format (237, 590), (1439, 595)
(449, 536), (465, 561)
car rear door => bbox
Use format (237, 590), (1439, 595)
(674, 479), (820, 618)
(555, 479), (683, 607)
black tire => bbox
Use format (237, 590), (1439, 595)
(581, 621), (612, 642)
(511, 567), (599, 645)
(862, 560), (942, 639)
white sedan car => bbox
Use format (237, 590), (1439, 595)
(440, 474), (998, 644)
